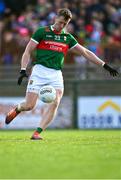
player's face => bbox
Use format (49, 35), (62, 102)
(54, 16), (71, 32)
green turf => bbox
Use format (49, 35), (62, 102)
(0, 130), (121, 179)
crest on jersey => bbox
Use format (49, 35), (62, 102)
(64, 36), (67, 41)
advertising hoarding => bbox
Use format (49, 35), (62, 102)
(78, 96), (121, 129)
(0, 97), (72, 129)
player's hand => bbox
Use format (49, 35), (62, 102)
(17, 70), (28, 85)
(103, 63), (119, 76)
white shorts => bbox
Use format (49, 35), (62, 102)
(27, 64), (64, 94)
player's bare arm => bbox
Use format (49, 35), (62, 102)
(71, 44), (119, 76)
(72, 44), (105, 65)
(21, 39), (37, 69)
(18, 40), (38, 85)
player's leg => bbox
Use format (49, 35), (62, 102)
(5, 65), (40, 124)
(31, 88), (63, 140)
(40, 89), (63, 129)
(5, 92), (38, 124)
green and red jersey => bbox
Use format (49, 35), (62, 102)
(31, 26), (78, 70)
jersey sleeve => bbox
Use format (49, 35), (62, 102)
(31, 27), (45, 44)
(69, 34), (78, 49)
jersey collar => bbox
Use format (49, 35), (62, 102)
(50, 25), (65, 34)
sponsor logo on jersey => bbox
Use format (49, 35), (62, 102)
(37, 40), (69, 55)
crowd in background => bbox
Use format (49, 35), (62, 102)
(0, 0), (121, 65)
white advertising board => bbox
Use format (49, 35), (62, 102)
(0, 97), (72, 129)
(78, 96), (121, 129)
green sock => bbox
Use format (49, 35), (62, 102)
(36, 127), (43, 134)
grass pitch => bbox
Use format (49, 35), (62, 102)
(0, 130), (121, 179)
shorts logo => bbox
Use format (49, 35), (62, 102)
(29, 80), (33, 85)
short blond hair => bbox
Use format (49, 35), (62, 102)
(57, 8), (72, 20)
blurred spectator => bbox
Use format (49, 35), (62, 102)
(0, 0), (121, 65)
(0, 0), (6, 17)
(0, 31), (19, 64)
